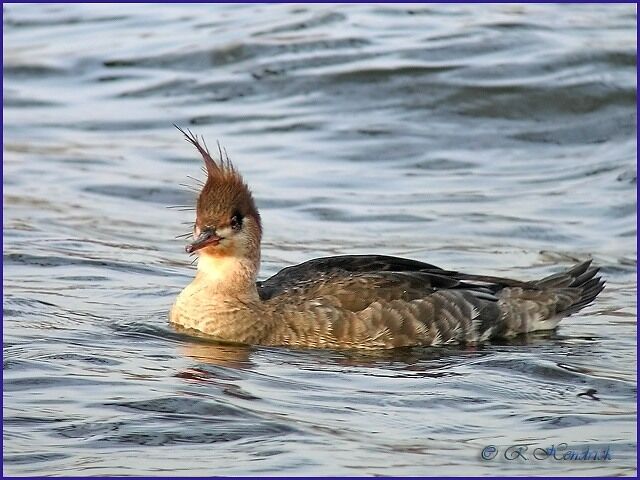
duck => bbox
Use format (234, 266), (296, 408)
(169, 127), (605, 349)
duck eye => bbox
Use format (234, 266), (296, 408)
(230, 212), (243, 230)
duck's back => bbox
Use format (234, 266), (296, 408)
(256, 255), (604, 349)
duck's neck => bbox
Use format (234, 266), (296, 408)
(195, 253), (260, 300)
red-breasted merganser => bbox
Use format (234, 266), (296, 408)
(169, 128), (605, 349)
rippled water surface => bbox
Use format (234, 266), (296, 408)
(3, 3), (637, 476)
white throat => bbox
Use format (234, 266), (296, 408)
(196, 253), (258, 298)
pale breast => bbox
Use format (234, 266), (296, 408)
(170, 280), (272, 344)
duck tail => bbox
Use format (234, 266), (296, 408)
(534, 260), (605, 315)
(495, 260), (605, 337)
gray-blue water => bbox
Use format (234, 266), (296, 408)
(3, 3), (637, 476)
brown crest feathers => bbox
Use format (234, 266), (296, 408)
(176, 125), (261, 233)
(174, 124), (235, 177)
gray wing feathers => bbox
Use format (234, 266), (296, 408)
(261, 259), (604, 348)
(349, 290), (504, 347)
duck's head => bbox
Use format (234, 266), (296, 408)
(177, 126), (262, 263)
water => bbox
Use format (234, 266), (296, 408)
(3, 3), (637, 476)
